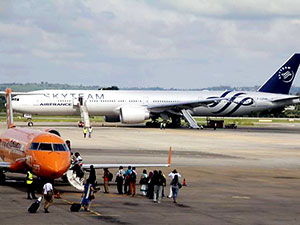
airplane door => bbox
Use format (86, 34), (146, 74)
(72, 96), (84, 106)
(142, 97), (149, 105)
(78, 97), (83, 106)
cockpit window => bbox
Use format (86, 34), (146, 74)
(30, 143), (39, 150)
(53, 144), (69, 151)
(30, 142), (69, 151)
(38, 143), (53, 150)
(12, 98), (19, 101)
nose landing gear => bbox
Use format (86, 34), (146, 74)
(0, 169), (6, 184)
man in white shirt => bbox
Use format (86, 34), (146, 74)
(168, 169), (181, 198)
(43, 181), (54, 213)
(116, 166), (124, 194)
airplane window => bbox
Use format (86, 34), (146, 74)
(53, 144), (69, 151)
(30, 142), (39, 150)
(38, 143), (53, 151)
(30, 143), (69, 151)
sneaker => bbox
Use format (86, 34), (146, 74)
(27, 197), (32, 200)
(44, 209), (49, 213)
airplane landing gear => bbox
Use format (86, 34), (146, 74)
(170, 116), (182, 128)
(61, 174), (68, 183)
(0, 169), (6, 184)
(24, 114), (33, 127)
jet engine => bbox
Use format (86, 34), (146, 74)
(45, 129), (61, 137)
(120, 106), (150, 124)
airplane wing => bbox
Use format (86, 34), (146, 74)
(66, 148), (172, 191)
(0, 162), (11, 169)
(67, 164), (169, 191)
(82, 163), (170, 170)
(82, 147), (172, 170)
(271, 96), (300, 102)
(147, 97), (226, 112)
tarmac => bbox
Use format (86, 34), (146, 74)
(1, 122), (300, 225)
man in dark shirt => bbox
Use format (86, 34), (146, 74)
(152, 170), (166, 203)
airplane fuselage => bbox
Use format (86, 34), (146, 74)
(12, 90), (300, 118)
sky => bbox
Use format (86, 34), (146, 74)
(1, 0), (300, 89)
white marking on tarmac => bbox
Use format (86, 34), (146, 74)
(232, 196), (251, 199)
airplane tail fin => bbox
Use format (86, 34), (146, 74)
(258, 53), (300, 94)
(5, 88), (15, 129)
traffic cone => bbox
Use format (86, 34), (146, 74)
(183, 178), (187, 186)
(55, 190), (61, 199)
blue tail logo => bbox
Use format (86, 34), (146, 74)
(258, 53), (300, 94)
(278, 67), (294, 83)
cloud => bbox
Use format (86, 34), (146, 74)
(159, 0), (300, 19)
(0, 0), (300, 88)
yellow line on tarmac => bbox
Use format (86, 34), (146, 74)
(90, 209), (102, 216)
(59, 197), (102, 216)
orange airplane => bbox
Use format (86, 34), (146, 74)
(0, 88), (71, 182)
(0, 88), (171, 190)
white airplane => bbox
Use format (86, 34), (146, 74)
(10, 53), (300, 128)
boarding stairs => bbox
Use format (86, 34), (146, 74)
(79, 101), (90, 128)
(181, 109), (200, 129)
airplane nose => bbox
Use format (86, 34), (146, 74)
(33, 152), (70, 179)
(46, 160), (69, 178)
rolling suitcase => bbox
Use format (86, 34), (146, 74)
(70, 203), (81, 212)
(28, 197), (42, 213)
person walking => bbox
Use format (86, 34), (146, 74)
(26, 168), (37, 200)
(83, 127), (88, 138)
(124, 166), (132, 194)
(152, 170), (166, 203)
(170, 175), (182, 203)
(116, 166), (124, 194)
(81, 179), (95, 212)
(43, 181), (54, 213)
(72, 152), (84, 179)
(168, 169), (181, 198)
(139, 169), (148, 196)
(88, 165), (96, 187)
(66, 140), (71, 150)
(103, 168), (110, 193)
(88, 126), (93, 138)
(161, 171), (167, 198)
(129, 167), (137, 197)
(146, 171), (154, 199)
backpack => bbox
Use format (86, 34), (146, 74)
(46, 190), (53, 197)
(130, 172), (136, 182)
(139, 176), (147, 185)
(108, 172), (113, 182)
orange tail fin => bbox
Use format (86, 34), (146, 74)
(5, 88), (15, 128)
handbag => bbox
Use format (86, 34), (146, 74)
(89, 194), (95, 200)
